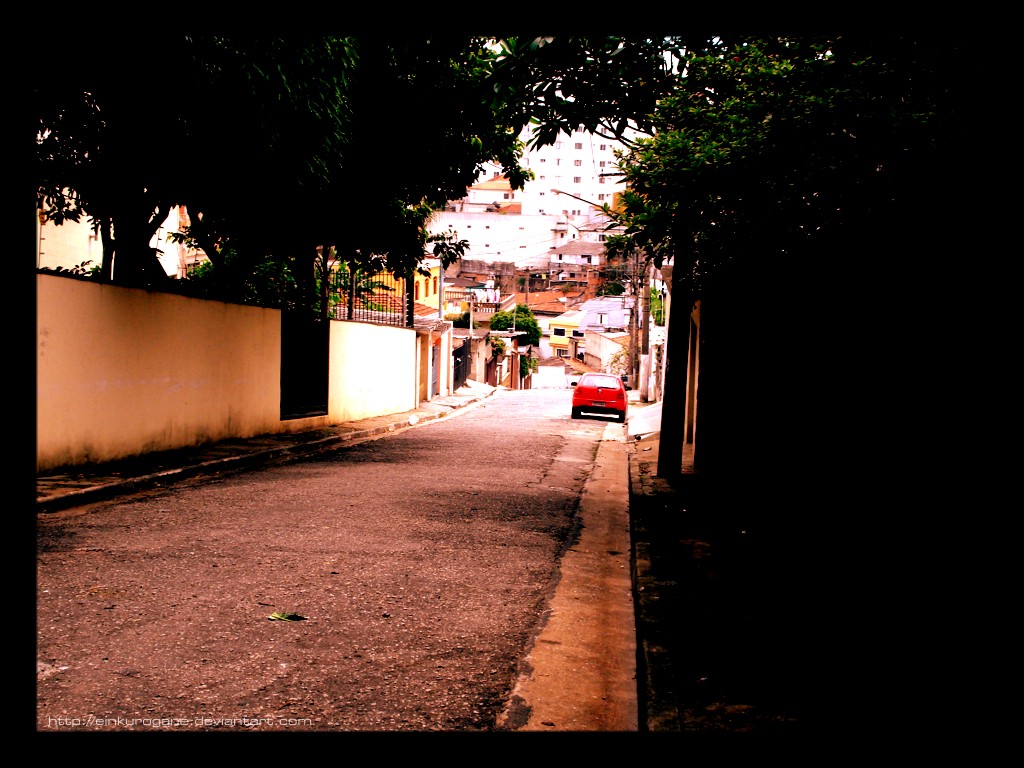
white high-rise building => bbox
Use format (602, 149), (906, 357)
(428, 126), (631, 271)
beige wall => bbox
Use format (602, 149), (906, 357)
(37, 274), (423, 471)
(584, 330), (629, 374)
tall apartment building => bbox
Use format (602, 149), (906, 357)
(429, 126), (630, 272)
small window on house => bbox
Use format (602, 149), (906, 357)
(572, 330), (584, 337)
(574, 159), (582, 166)
(599, 160), (606, 168)
(575, 142), (583, 149)
(599, 144), (607, 151)
(433, 277), (438, 294)
(415, 283), (420, 300)
(598, 176), (605, 184)
(503, 193), (510, 199)
(573, 177), (581, 184)
(554, 328), (566, 336)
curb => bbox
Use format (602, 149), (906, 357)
(627, 436), (682, 732)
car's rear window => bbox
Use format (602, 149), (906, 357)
(581, 375), (621, 389)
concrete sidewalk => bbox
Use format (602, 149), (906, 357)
(35, 380), (501, 514)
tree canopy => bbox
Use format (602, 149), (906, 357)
(34, 34), (531, 304)
(488, 35), (970, 478)
(488, 304), (542, 347)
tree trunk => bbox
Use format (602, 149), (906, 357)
(98, 217), (115, 282)
(109, 198), (171, 288)
(656, 263), (690, 479)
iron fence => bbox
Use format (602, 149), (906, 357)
(330, 268), (408, 327)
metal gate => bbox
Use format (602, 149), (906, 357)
(452, 341), (469, 390)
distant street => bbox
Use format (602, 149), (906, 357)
(37, 387), (629, 732)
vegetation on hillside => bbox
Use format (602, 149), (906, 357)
(488, 304), (542, 347)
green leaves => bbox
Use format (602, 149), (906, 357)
(267, 610), (307, 622)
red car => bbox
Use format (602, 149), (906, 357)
(571, 373), (629, 423)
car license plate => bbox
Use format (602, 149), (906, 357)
(591, 401), (605, 407)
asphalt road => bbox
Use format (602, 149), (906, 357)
(36, 387), (637, 732)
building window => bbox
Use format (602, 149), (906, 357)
(574, 159), (582, 166)
(503, 193), (510, 199)
(599, 160), (606, 168)
(584, 255), (592, 264)
(598, 176), (605, 184)
(573, 177), (581, 184)
(553, 328), (566, 336)
(575, 142), (583, 149)
(540, 158), (546, 163)
(598, 194), (607, 201)
(599, 144), (607, 151)
(556, 348), (568, 358)
(572, 330), (584, 338)
(415, 283), (421, 300)
(433, 276), (438, 294)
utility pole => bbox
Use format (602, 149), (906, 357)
(639, 256), (652, 402)
(627, 246), (641, 390)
